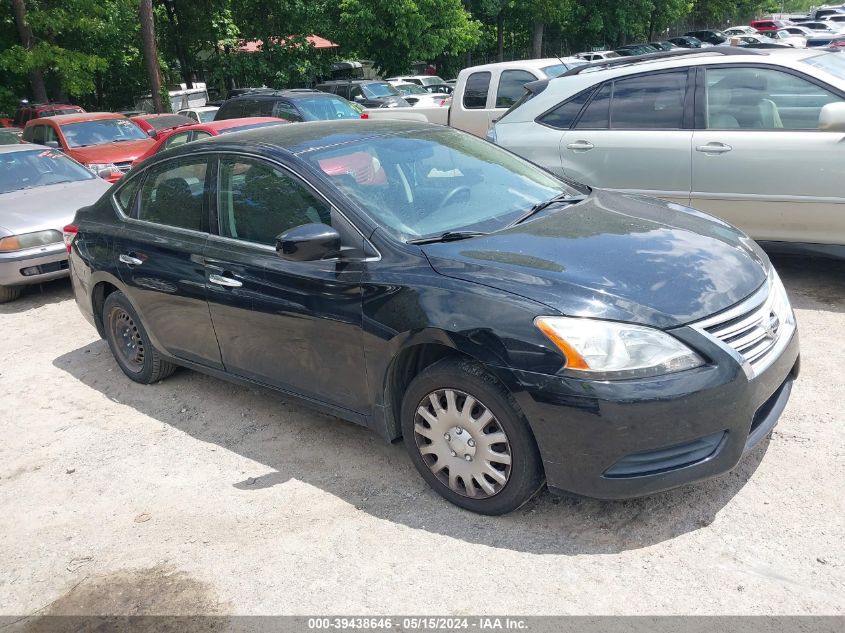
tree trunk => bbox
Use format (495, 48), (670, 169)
(139, 0), (164, 113)
(10, 0), (48, 102)
(497, 10), (505, 62)
(531, 20), (544, 58)
(162, 0), (193, 88)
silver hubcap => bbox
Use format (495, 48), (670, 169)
(413, 388), (512, 499)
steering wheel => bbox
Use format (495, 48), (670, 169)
(437, 185), (471, 211)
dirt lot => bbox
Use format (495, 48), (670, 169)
(0, 254), (843, 618)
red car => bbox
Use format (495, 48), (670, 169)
(13, 103), (85, 127)
(131, 117), (286, 168)
(22, 112), (156, 183)
(129, 113), (195, 138)
(750, 19), (793, 32)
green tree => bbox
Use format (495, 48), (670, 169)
(337, 0), (481, 76)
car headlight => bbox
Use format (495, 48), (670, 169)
(769, 270), (795, 329)
(0, 230), (64, 252)
(535, 316), (705, 380)
(86, 162), (119, 176)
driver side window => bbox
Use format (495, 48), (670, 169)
(217, 156), (331, 246)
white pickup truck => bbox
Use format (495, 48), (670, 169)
(363, 57), (584, 137)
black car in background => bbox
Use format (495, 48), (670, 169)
(685, 29), (728, 45)
(669, 35), (705, 48)
(214, 89), (363, 122)
(65, 121), (799, 515)
(614, 43), (660, 56)
(315, 80), (409, 108)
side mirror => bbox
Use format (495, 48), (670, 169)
(146, 128), (158, 138)
(43, 140), (60, 149)
(819, 102), (845, 132)
(276, 223), (341, 262)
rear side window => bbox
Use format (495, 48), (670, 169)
(137, 158), (208, 231)
(610, 71), (687, 129)
(540, 87), (597, 129)
(163, 131), (192, 149)
(495, 70), (537, 108)
(463, 72), (491, 109)
(575, 83), (611, 129)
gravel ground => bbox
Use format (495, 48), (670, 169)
(0, 254), (843, 618)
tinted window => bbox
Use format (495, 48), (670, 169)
(610, 71), (686, 129)
(495, 70), (537, 108)
(463, 72), (491, 109)
(540, 87), (597, 129)
(705, 67), (841, 130)
(272, 100), (303, 122)
(138, 158), (208, 231)
(575, 83), (611, 129)
(217, 157), (331, 246)
(143, 115), (193, 130)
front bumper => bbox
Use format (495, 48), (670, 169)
(493, 326), (799, 499)
(0, 243), (69, 286)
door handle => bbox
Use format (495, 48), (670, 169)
(119, 254), (143, 266)
(696, 142), (732, 154)
(566, 140), (594, 151)
(208, 273), (242, 288)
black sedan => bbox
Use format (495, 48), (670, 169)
(66, 121), (799, 514)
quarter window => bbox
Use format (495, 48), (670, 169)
(705, 67), (842, 130)
(495, 70), (537, 108)
(463, 72), (491, 109)
(540, 87), (597, 129)
(115, 176), (142, 214)
(610, 71), (687, 129)
(217, 157), (331, 246)
(163, 131), (192, 149)
(137, 158), (208, 231)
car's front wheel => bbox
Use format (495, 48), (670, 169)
(103, 291), (176, 384)
(401, 358), (544, 514)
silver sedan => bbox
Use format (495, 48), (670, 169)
(0, 144), (111, 302)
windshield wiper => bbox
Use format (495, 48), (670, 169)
(508, 193), (587, 227)
(407, 230), (488, 245)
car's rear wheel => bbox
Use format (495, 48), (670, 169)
(0, 285), (22, 303)
(103, 291), (176, 384)
(401, 358), (544, 514)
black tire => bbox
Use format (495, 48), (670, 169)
(103, 291), (176, 384)
(0, 285), (22, 303)
(401, 358), (545, 515)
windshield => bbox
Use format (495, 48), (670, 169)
(396, 84), (428, 95)
(801, 52), (845, 81)
(199, 110), (217, 123)
(296, 96), (361, 120)
(0, 149), (94, 193)
(362, 83), (400, 98)
(61, 118), (148, 148)
(306, 128), (580, 240)
(419, 76), (445, 86)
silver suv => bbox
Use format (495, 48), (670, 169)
(492, 48), (845, 252)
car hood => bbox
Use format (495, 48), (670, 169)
(422, 189), (769, 329)
(0, 178), (111, 236)
(68, 139), (156, 164)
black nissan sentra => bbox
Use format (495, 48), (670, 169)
(66, 120), (799, 515)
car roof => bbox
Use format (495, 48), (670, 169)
(166, 119), (444, 157)
(181, 106), (218, 112)
(227, 89), (337, 100)
(457, 58), (581, 74)
(188, 117), (283, 132)
(31, 112), (124, 125)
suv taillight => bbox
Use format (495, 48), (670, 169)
(63, 224), (78, 253)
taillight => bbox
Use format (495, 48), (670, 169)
(360, 112), (369, 119)
(63, 224), (78, 253)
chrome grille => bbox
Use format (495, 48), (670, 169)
(114, 161), (133, 173)
(692, 272), (795, 379)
